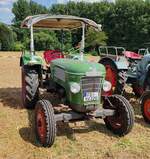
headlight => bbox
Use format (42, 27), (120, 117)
(70, 82), (80, 94)
(103, 80), (112, 92)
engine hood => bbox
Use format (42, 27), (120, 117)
(51, 59), (105, 77)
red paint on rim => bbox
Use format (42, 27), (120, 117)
(143, 99), (150, 121)
(104, 64), (117, 95)
(107, 114), (123, 129)
(36, 108), (46, 144)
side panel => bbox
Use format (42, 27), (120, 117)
(51, 65), (84, 106)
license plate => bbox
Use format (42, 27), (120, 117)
(83, 92), (99, 102)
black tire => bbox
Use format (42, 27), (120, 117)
(103, 95), (134, 136)
(35, 100), (56, 147)
(22, 67), (39, 109)
(140, 91), (150, 124)
(99, 59), (126, 95)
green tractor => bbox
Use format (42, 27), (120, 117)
(20, 15), (134, 147)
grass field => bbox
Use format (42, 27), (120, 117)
(0, 52), (150, 159)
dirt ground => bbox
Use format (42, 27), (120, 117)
(0, 52), (150, 159)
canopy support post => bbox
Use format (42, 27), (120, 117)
(80, 22), (85, 61)
(30, 25), (35, 56)
(61, 29), (64, 52)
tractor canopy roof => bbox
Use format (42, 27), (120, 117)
(21, 14), (101, 31)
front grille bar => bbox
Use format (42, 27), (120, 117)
(80, 76), (103, 103)
(81, 76), (102, 92)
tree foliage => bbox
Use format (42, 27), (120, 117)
(104, 0), (150, 50)
(0, 23), (16, 51)
(34, 30), (61, 51)
(86, 28), (108, 48)
(50, 0), (150, 51)
(12, 0), (50, 50)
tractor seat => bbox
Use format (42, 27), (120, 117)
(124, 51), (142, 60)
(43, 50), (64, 64)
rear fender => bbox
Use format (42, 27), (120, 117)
(20, 51), (43, 66)
(99, 57), (118, 71)
(20, 51), (44, 81)
(99, 56), (129, 70)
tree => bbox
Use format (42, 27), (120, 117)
(30, 1), (49, 15)
(34, 30), (61, 51)
(0, 23), (16, 51)
(86, 28), (108, 48)
(12, 0), (49, 43)
(12, 0), (31, 26)
(104, 0), (150, 50)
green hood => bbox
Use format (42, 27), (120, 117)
(51, 59), (105, 76)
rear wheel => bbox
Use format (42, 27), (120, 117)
(103, 95), (134, 136)
(99, 60), (125, 95)
(35, 100), (56, 147)
(141, 91), (150, 124)
(22, 67), (39, 109)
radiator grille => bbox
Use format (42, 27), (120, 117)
(81, 77), (102, 92)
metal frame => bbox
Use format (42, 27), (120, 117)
(138, 48), (149, 55)
(55, 109), (115, 122)
(22, 14), (102, 61)
(80, 22), (85, 61)
(21, 14), (102, 30)
(99, 46), (126, 57)
(30, 25), (34, 55)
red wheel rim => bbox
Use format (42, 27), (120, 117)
(106, 113), (123, 129)
(104, 65), (117, 95)
(143, 99), (150, 121)
(36, 108), (46, 144)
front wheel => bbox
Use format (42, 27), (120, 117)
(141, 91), (150, 124)
(35, 100), (56, 147)
(103, 95), (134, 136)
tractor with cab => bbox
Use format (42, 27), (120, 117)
(20, 15), (134, 147)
